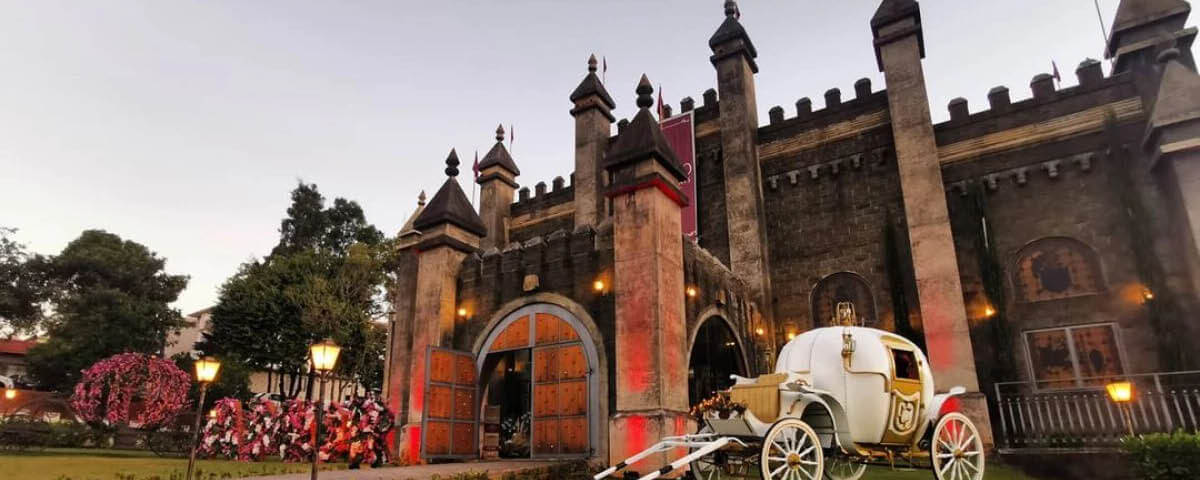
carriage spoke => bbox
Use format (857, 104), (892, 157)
(770, 463), (789, 477)
(959, 432), (976, 450)
(768, 456), (789, 463)
(798, 446), (815, 458)
(938, 457), (956, 477)
(963, 458), (980, 473)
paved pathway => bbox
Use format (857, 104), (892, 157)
(243, 461), (562, 480)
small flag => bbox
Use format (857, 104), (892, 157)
(602, 56), (608, 84)
(1051, 60), (1062, 86)
(657, 84), (664, 119)
(473, 150), (480, 179)
(509, 124), (514, 153)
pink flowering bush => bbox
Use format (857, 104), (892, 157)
(198, 398), (246, 460)
(70, 353), (191, 429)
(196, 395), (394, 465)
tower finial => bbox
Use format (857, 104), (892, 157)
(588, 54), (598, 73)
(445, 149), (460, 177)
(724, 0), (739, 18)
(418, 190), (427, 206)
(636, 74), (654, 110)
(495, 124), (506, 143)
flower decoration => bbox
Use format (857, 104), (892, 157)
(198, 397), (247, 460)
(70, 352), (191, 430)
(689, 393), (747, 420)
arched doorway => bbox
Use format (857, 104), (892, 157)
(476, 303), (599, 459)
(688, 315), (748, 407)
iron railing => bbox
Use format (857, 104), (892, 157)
(992, 370), (1200, 452)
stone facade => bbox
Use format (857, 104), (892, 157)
(383, 0), (1200, 472)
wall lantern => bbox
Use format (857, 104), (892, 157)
(755, 327), (764, 336)
(593, 280), (606, 293)
(686, 286), (697, 298)
(3, 388), (14, 400)
(457, 307), (468, 318)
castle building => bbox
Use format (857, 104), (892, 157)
(383, 0), (1200, 470)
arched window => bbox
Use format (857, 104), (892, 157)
(810, 272), (877, 327)
(1013, 237), (1105, 303)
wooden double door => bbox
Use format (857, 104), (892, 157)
(425, 310), (591, 461)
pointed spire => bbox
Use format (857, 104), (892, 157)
(570, 54), (616, 118)
(444, 148), (460, 177)
(709, 0), (757, 72)
(399, 190), (428, 237)
(605, 75), (686, 182)
(418, 190), (427, 206)
(414, 149), (487, 237)
(478, 124), (520, 178)
(1108, 0), (1191, 58)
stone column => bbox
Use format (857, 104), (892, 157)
(383, 246), (418, 458)
(872, 0), (991, 444)
(605, 77), (691, 476)
(571, 55), (616, 227)
(709, 2), (771, 300)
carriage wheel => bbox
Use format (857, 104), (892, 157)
(824, 455), (867, 480)
(689, 424), (730, 480)
(931, 412), (985, 480)
(760, 418), (823, 480)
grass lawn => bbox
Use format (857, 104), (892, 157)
(0, 448), (346, 480)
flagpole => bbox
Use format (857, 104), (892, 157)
(1094, 0), (1110, 47)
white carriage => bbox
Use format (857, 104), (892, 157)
(596, 303), (985, 480)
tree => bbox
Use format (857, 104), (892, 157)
(0, 227), (49, 337)
(201, 182), (389, 399)
(26, 230), (188, 391)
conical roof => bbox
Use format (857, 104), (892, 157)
(570, 55), (615, 110)
(478, 125), (520, 176)
(709, 1), (757, 59)
(398, 191), (426, 237)
(413, 150), (487, 237)
(605, 75), (686, 181)
(1148, 51), (1200, 133)
(1112, 0), (1189, 35)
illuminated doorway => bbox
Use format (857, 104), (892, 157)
(688, 316), (748, 406)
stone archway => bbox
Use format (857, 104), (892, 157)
(474, 300), (603, 460)
(687, 311), (750, 406)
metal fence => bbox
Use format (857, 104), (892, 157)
(992, 370), (1200, 452)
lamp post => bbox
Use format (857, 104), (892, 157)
(309, 339), (341, 480)
(187, 357), (221, 480)
(1106, 381), (1135, 436)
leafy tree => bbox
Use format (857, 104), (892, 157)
(0, 227), (49, 337)
(26, 230), (188, 391)
(201, 182), (389, 399)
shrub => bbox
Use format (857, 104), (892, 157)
(1121, 431), (1200, 480)
(70, 353), (191, 429)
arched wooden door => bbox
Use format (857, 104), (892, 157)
(478, 304), (596, 458)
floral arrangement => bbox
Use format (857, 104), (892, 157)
(70, 352), (191, 429)
(194, 395), (395, 464)
(689, 393), (747, 420)
(242, 398), (286, 461)
(198, 398), (247, 460)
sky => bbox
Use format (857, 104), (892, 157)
(1, 0), (1193, 315)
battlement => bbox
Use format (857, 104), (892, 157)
(934, 59), (1136, 144)
(757, 77), (890, 145)
(511, 174), (574, 217)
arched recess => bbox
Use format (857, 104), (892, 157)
(1011, 236), (1106, 303)
(687, 307), (750, 407)
(474, 294), (605, 460)
(810, 271), (878, 327)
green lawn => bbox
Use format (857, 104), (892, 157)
(0, 448), (346, 480)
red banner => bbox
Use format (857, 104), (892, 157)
(661, 112), (697, 238)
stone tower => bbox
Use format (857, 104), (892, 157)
(709, 0), (772, 300)
(477, 125), (520, 250)
(871, 0), (991, 443)
(399, 149), (485, 462)
(571, 54), (617, 227)
(605, 75), (690, 474)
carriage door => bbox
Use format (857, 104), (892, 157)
(421, 346), (478, 460)
(531, 313), (590, 457)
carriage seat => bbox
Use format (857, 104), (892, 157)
(728, 373), (787, 422)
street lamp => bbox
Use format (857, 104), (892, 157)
(309, 339), (341, 480)
(1106, 381), (1135, 436)
(187, 357), (220, 480)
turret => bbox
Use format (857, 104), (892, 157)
(476, 125), (520, 249)
(1107, 0), (1196, 74)
(571, 54), (616, 227)
(709, 0), (772, 303)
